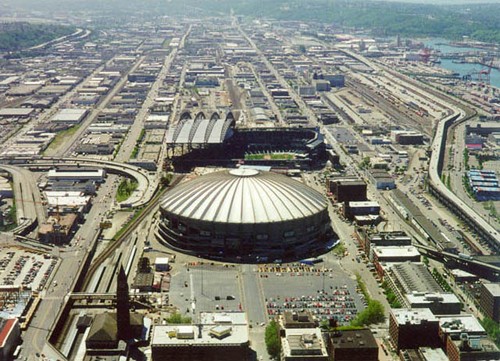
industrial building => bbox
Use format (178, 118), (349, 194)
(282, 311), (317, 329)
(38, 214), (78, 244)
(0, 108), (35, 118)
(399, 347), (448, 361)
(368, 170), (396, 190)
(438, 314), (487, 347)
(446, 333), (499, 361)
(391, 130), (424, 145)
(323, 74), (345, 88)
(371, 246), (421, 264)
(50, 108), (88, 125)
(158, 169), (334, 262)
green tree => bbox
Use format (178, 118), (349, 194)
(265, 320), (281, 359)
(116, 179), (138, 202)
(166, 312), (192, 324)
(161, 173), (173, 187)
(351, 300), (385, 326)
(480, 317), (500, 347)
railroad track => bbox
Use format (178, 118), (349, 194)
(345, 78), (430, 135)
(81, 175), (183, 290)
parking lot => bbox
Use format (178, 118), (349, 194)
(259, 265), (364, 325)
(0, 247), (57, 291)
(169, 263), (242, 316)
(167, 257), (364, 326)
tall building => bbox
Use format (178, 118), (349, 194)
(0, 318), (20, 361)
(117, 265), (131, 340)
(389, 309), (441, 352)
(328, 329), (379, 361)
(328, 178), (367, 203)
(479, 283), (500, 323)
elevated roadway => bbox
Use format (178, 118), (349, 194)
(340, 48), (499, 251)
(0, 164), (46, 235)
(428, 110), (500, 252)
(416, 244), (500, 282)
(14, 157), (157, 208)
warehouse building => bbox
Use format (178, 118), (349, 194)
(50, 108), (88, 125)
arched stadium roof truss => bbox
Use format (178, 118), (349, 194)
(166, 111), (235, 146)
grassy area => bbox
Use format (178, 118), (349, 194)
(351, 275), (386, 326)
(43, 125), (80, 154)
(245, 153), (295, 161)
(116, 179), (138, 203)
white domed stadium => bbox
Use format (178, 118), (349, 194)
(157, 169), (334, 262)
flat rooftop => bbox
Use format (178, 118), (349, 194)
(0, 108), (35, 117)
(373, 246), (420, 259)
(482, 282), (500, 297)
(151, 324), (248, 347)
(349, 201), (380, 207)
(392, 308), (437, 325)
(330, 328), (378, 350)
(199, 311), (247, 325)
(438, 314), (485, 334)
(282, 328), (328, 357)
(406, 292), (460, 305)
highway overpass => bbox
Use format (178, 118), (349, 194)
(0, 157), (158, 208)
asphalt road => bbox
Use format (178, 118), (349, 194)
(21, 175), (117, 360)
(48, 55), (146, 158)
(0, 164), (46, 228)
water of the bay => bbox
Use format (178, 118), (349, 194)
(425, 38), (500, 89)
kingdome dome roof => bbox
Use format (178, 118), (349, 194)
(160, 169), (327, 224)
